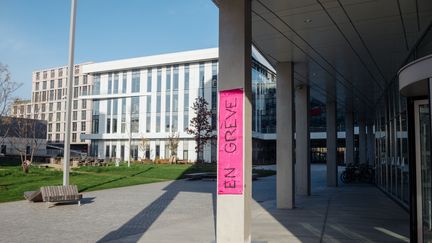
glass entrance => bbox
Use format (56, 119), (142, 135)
(415, 100), (432, 242)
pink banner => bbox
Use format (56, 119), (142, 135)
(218, 89), (243, 195)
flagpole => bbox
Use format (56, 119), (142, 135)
(64, 0), (77, 185)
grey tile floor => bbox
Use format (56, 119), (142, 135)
(0, 164), (409, 243)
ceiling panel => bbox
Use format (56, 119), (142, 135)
(251, 0), (432, 122)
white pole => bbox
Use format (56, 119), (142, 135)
(63, 0), (77, 186)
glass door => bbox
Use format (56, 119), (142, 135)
(415, 100), (432, 242)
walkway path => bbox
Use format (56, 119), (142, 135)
(0, 165), (409, 242)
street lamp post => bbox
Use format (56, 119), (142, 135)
(63, 0), (77, 185)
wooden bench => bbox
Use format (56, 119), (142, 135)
(40, 185), (82, 207)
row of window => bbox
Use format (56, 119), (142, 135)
(47, 132), (84, 143)
(35, 66), (80, 80)
(35, 75), (87, 91)
(32, 85), (90, 103)
(92, 141), (190, 161)
(93, 63), (194, 95)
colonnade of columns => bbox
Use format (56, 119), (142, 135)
(216, 1), (374, 242)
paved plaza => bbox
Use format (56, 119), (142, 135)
(0, 164), (409, 242)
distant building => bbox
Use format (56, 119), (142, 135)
(0, 117), (47, 157)
(11, 63), (93, 152)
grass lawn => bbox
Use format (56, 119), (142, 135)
(0, 163), (275, 203)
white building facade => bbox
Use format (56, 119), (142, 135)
(82, 48), (276, 163)
(82, 49), (220, 162)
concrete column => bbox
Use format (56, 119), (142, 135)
(359, 118), (367, 164)
(217, 1), (252, 242)
(345, 110), (354, 165)
(276, 62), (295, 209)
(367, 123), (375, 165)
(326, 95), (338, 187)
(295, 84), (310, 196)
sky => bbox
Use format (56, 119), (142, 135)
(0, 0), (219, 99)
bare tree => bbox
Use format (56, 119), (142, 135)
(167, 132), (179, 164)
(185, 97), (213, 163)
(0, 63), (21, 149)
(138, 134), (150, 163)
(8, 117), (46, 173)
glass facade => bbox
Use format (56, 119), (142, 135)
(251, 59), (276, 134)
(375, 81), (409, 206)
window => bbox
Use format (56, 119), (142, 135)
(108, 73), (112, 94)
(147, 68), (152, 92)
(50, 69), (55, 78)
(73, 100), (78, 109)
(131, 117), (139, 133)
(122, 98), (126, 115)
(82, 86), (88, 96)
(146, 96), (151, 113)
(111, 145), (117, 158)
(112, 118), (117, 133)
(73, 111), (77, 120)
(1, 145), (7, 155)
(131, 97), (139, 114)
(50, 80), (54, 89)
(81, 110), (86, 120)
(58, 68), (63, 77)
(106, 119), (111, 133)
(166, 66), (171, 92)
(81, 122), (86, 131)
(56, 123), (60, 132)
(56, 112), (61, 120)
(199, 62), (205, 97)
(48, 113), (53, 121)
(166, 95), (170, 112)
(82, 100), (87, 109)
(55, 134), (60, 142)
(36, 72), (40, 80)
(72, 122), (77, 131)
(113, 73), (119, 94)
(132, 70), (140, 93)
(121, 117), (126, 133)
(58, 79), (62, 88)
(73, 87), (78, 98)
(173, 65), (179, 91)
(156, 115), (161, 132)
(105, 146), (110, 158)
(43, 71), (47, 79)
(165, 114), (170, 132)
(49, 90), (54, 100)
(107, 100), (111, 115)
(122, 72), (127, 94)
(173, 93), (178, 112)
(72, 133), (77, 142)
(93, 74), (100, 95)
(157, 67), (162, 92)
(35, 82), (40, 91)
(156, 94), (161, 113)
(83, 75), (87, 84)
(43, 81), (47, 90)
(57, 89), (62, 100)
(92, 116), (99, 134)
(48, 124), (52, 132)
(113, 99), (118, 115)
(74, 76), (79, 86)
(49, 103), (53, 111)
(146, 114), (151, 133)
(57, 102), (61, 110)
